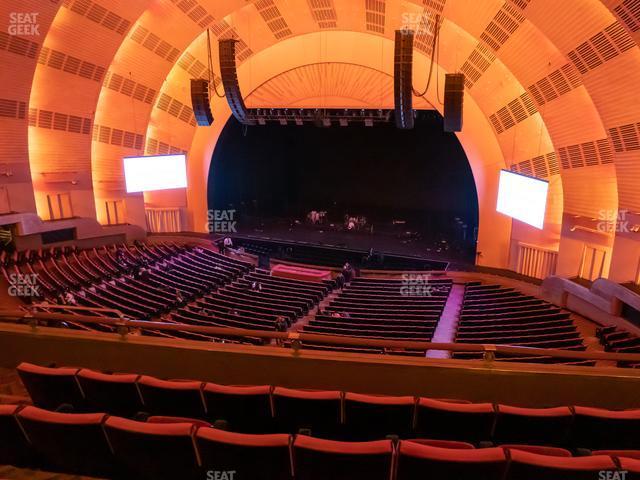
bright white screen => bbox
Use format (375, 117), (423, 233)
(497, 169), (548, 229)
(124, 154), (187, 193)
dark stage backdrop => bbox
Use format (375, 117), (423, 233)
(208, 112), (478, 242)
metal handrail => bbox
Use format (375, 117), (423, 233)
(1, 309), (639, 363)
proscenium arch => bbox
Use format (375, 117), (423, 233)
(185, 30), (513, 268)
(15, 0), (640, 275)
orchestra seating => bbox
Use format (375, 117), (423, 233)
(453, 283), (590, 365)
(300, 277), (452, 356)
(597, 326), (640, 368)
(4, 362), (640, 479)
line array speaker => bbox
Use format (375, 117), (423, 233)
(394, 29), (415, 130)
(444, 73), (464, 132)
(219, 39), (254, 125)
(190, 79), (214, 126)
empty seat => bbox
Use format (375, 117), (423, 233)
(405, 438), (475, 449)
(137, 376), (206, 419)
(343, 392), (415, 440)
(17, 362), (83, 411)
(396, 442), (507, 480)
(196, 427), (292, 479)
(104, 416), (199, 480)
(203, 383), (272, 433)
(77, 368), (143, 417)
(500, 444), (572, 457)
(571, 406), (640, 449)
(619, 457), (640, 480)
(493, 405), (572, 447)
(415, 398), (495, 444)
(17, 406), (113, 477)
(0, 405), (32, 467)
(593, 450), (640, 459)
(504, 449), (617, 480)
(272, 387), (342, 437)
(293, 435), (393, 480)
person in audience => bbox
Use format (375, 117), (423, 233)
(335, 272), (345, 290)
(342, 262), (354, 283)
(64, 290), (77, 306)
(274, 316), (287, 346)
(175, 289), (184, 306)
(251, 281), (263, 292)
(221, 236), (233, 255)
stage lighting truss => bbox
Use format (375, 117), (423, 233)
(245, 108), (392, 127)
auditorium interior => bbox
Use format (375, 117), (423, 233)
(2, 0), (640, 478)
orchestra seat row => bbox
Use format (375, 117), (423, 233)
(3, 404), (638, 480)
(300, 277), (452, 356)
(453, 283), (588, 364)
(598, 325), (640, 368)
(16, 363), (640, 450)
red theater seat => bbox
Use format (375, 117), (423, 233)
(17, 406), (113, 477)
(405, 438), (476, 449)
(593, 450), (640, 460)
(572, 406), (640, 450)
(196, 428), (292, 479)
(17, 363), (83, 411)
(272, 387), (342, 437)
(203, 383), (273, 433)
(504, 449), (617, 480)
(137, 376), (206, 419)
(104, 416), (199, 480)
(343, 392), (415, 440)
(147, 415), (213, 428)
(396, 442), (507, 480)
(0, 405), (32, 467)
(619, 457), (640, 479)
(415, 398), (496, 444)
(76, 369), (143, 417)
(493, 405), (573, 447)
(293, 435), (393, 480)
(500, 444), (572, 457)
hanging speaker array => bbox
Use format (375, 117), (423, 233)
(394, 29), (415, 130)
(190, 79), (214, 127)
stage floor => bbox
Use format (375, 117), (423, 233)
(233, 222), (476, 266)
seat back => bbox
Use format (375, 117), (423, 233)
(196, 427), (292, 479)
(17, 406), (113, 477)
(0, 405), (32, 467)
(104, 416), (199, 480)
(505, 449), (617, 480)
(415, 398), (496, 444)
(77, 369), (143, 417)
(203, 383), (272, 433)
(343, 392), (415, 440)
(571, 407), (640, 450)
(293, 435), (393, 480)
(493, 405), (573, 447)
(272, 387), (342, 437)
(137, 376), (206, 419)
(396, 442), (507, 480)
(17, 363), (83, 411)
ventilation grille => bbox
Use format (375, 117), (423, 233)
(156, 93), (197, 126)
(210, 20), (254, 62)
(37, 47), (106, 83)
(422, 0), (446, 13)
(556, 138), (614, 170)
(255, 0), (292, 39)
(413, 11), (441, 56)
(365, 0), (386, 34)
(0, 98), (27, 120)
(145, 137), (188, 156)
(609, 122), (640, 152)
(459, 4), (527, 89)
(29, 108), (92, 135)
(129, 26), (182, 64)
(488, 92), (537, 134)
(176, 51), (222, 87)
(527, 63), (582, 106)
(307, 0), (338, 29)
(62, 0), (131, 35)
(167, 0), (215, 28)
(0, 31), (39, 59)
(92, 124), (144, 150)
(614, 0), (640, 33)
(511, 152), (560, 178)
(567, 22), (636, 75)
(102, 71), (157, 104)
